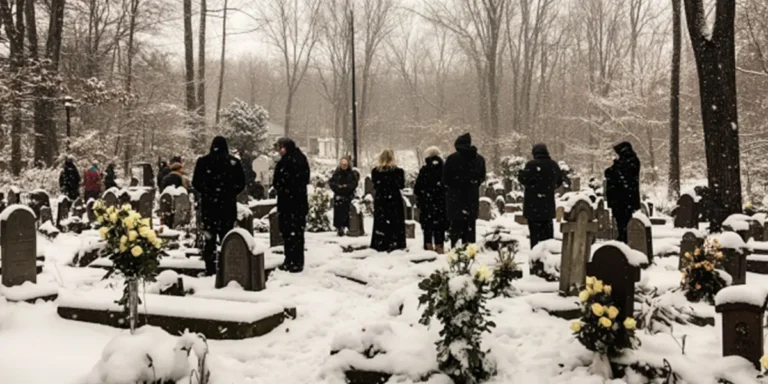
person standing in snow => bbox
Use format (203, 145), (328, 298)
(414, 147), (448, 253)
(370, 149), (406, 252)
(161, 161), (190, 191)
(329, 157), (358, 236)
(59, 158), (81, 201)
(104, 163), (118, 190)
(192, 136), (246, 275)
(157, 160), (171, 189)
(443, 133), (486, 248)
(83, 163), (103, 201)
(273, 137), (310, 272)
(518, 144), (563, 249)
(605, 141), (641, 243)
(241, 149), (257, 198)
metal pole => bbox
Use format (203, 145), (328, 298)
(65, 106), (71, 151)
(350, 8), (359, 168)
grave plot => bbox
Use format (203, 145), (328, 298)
(528, 239), (561, 282)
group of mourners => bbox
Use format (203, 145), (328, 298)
(59, 159), (119, 201)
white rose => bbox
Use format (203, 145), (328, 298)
(466, 244), (479, 258)
(476, 265), (491, 282)
(446, 250), (458, 264)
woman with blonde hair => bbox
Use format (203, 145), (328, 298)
(414, 146), (447, 253)
(370, 149), (406, 251)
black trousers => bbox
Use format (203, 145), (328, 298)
(449, 219), (476, 248)
(202, 220), (234, 275)
(423, 229), (446, 249)
(280, 211), (307, 270)
(613, 209), (632, 243)
(528, 220), (554, 249)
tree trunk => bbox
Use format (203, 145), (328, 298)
(214, 0), (228, 125)
(668, 0), (681, 200)
(1, 0), (26, 175)
(197, 0), (206, 118)
(183, 0), (196, 114)
(283, 91), (294, 139)
(683, 0), (741, 232)
(27, 0), (45, 168)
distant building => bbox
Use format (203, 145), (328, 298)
(267, 121), (285, 141)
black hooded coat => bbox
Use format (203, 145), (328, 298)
(104, 164), (118, 190)
(414, 155), (448, 231)
(59, 159), (81, 200)
(157, 161), (170, 189)
(518, 144), (563, 221)
(371, 166), (406, 252)
(605, 142), (641, 213)
(192, 137), (246, 226)
(273, 138), (310, 216)
(329, 167), (358, 229)
(443, 133), (486, 221)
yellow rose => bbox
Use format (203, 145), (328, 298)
(139, 226), (151, 238)
(599, 317), (612, 328)
(147, 231), (157, 244)
(466, 244), (479, 258)
(99, 227), (109, 239)
(97, 216), (104, 224)
(153, 238), (163, 249)
(120, 244), (127, 252)
(128, 230), (138, 242)
(607, 306), (619, 320)
(106, 206), (115, 214)
(623, 317), (636, 330)
(120, 235), (127, 245)
(593, 280), (603, 293)
(130, 246), (143, 257)
(603, 285), (612, 295)
(591, 303), (605, 317)
(121, 204), (132, 212)
(475, 265), (491, 282)
(586, 276), (596, 286)
(570, 321), (582, 333)
(684, 252), (692, 260)
(140, 218), (151, 227)
(124, 216), (136, 229)
(586, 286), (595, 296)
(761, 355), (768, 370)
(694, 248), (701, 256)
(579, 290), (590, 303)
(109, 212), (118, 223)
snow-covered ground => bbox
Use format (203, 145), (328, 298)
(0, 214), (765, 384)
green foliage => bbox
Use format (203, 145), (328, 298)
(489, 243), (521, 298)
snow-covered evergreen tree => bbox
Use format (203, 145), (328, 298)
(220, 99), (269, 153)
(306, 187), (332, 232)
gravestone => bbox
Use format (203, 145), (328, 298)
(6, 188), (20, 205)
(503, 178), (513, 194)
(251, 200), (277, 219)
(118, 190), (131, 206)
(640, 204), (650, 218)
(130, 177), (139, 187)
(56, 197), (72, 229)
(715, 286), (766, 369)
(103, 191), (118, 208)
(555, 206), (565, 222)
(627, 217), (653, 266)
(136, 191), (153, 224)
(674, 194), (697, 228)
(135, 163), (155, 187)
(71, 197), (86, 219)
(405, 221), (416, 239)
(718, 233), (748, 285)
(478, 199), (492, 221)
(402, 195), (413, 221)
(495, 196), (505, 215)
(86, 200), (97, 222)
(159, 193), (174, 228)
(749, 220), (764, 242)
(1, 207), (37, 287)
(594, 200), (611, 240)
(237, 207), (254, 235)
(679, 231), (704, 271)
(216, 230), (265, 291)
(39, 206), (52, 224)
(505, 204), (521, 214)
(586, 244), (642, 327)
(269, 209), (283, 247)
(571, 177), (581, 192)
(364, 176), (374, 198)
(647, 202), (654, 217)
(484, 187), (496, 201)
(28, 190), (50, 219)
(559, 200), (597, 296)
(173, 194), (192, 227)
(348, 203), (365, 237)
(479, 185), (487, 200)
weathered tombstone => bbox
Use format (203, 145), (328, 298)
(71, 197), (86, 219)
(586, 244), (642, 327)
(647, 202), (654, 217)
(348, 202), (365, 237)
(130, 177), (139, 187)
(1, 207), (37, 287)
(595, 200), (611, 240)
(559, 200), (597, 296)
(494, 196), (505, 215)
(6, 188), (20, 205)
(103, 191), (118, 208)
(679, 231), (705, 271)
(402, 195), (413, 221)
(405, 221), (416, 239)
(135, 162), (155, 187)
(216, 230), (265, 291)
(571, 177), (581, 192)
(118, 190), (131, 206)
(674, 194), (697, 228)
(56, 196), (72, 229)
(28, 190), (50, 219)
(364, 176), (374, 198)
(173, 194), (192, 227)
(136, 191), (153, 224)
(503, 178), (513, 194)
(484, 186), (496, 201)
(555, 206), (565, 222)
(159, 193), (174, 228)
(86, 200), (96, 222)
(39, 206), (52, 224)
(749, 220), (764, 242)
(717, 232), (748, 285)
(268, 209), (283, 247)
(478, 199), (492, 221)
(237, 206), (254, 235)
(714, 285), (767, 369)
(479, 185), (487, 200)
(627, 216), (653, 266)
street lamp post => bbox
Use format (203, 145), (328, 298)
(349, 8), (358, 168)
(63, 96), (73, 151)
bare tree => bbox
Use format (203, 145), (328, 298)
(197, 0), (206, 118)
(183, 0), (196, 114)
(215, 0), (228, 125)
(668, 0), (681, 199)
(0, 0), (26, 175)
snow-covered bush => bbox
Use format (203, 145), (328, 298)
(418, 244), (496, 384)
(489, 242), (521, 298)
(571, 276), (638, 358)
(306, 187), (332, 232)
(499, 155), (525, 190)
(220, 98), (269, 154)
(529, 240), (561, 282)
(558, 160), (574, 189)
(680, 238), (727, 304)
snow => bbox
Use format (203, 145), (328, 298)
(0, 204), (35, 221)
(237, 203), (252, 221)
(709, 232), (746, 251)
(160, 186), (187, 196)
(249, 198), (277, 207)
(223, 228), (269, 255)
(714, 285), (768, 308)
(722, 214), (751, 231)
(0, 281), (58, 301)
(561, 192), (593, 213)
(590, 241), (649, 266)
(679, 186), (702, 202)
(632, 211), (652, 227)
(126, 188), (150, 202)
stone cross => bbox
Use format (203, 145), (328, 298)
(269, 209), (283, 247)
(216, 230), (265, 291)
(347, 202), (365, 237)
(586, 244), (641, 325)
(674, 194), (697, 229)
(1, 207), (37, 287)
(559, 200), (597, 296)
(627, 216), (653, 266)
(715, 286), (767, 369)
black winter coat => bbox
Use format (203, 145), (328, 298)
(518, 144), (563, 221)
(157, 163), (170, 189)
(605, 141), (641, 213)
(329, 167), (358, 229)
(273, 141), (310, 216)
(59, 160), (81, 200)
(192, 137), (246, 226)
(414, 156), (448, 231)
(161, 173), (184, 191)
(443, 137), (486, 222)
(371, 166), (406, 252)
(104, 166), (118, 190)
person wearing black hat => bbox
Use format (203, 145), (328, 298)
(518, 144), (563, 249)
(605, 141), (641, 243)
(273, 137), (310, 272)
(443, 133), (486, 247)
(192, 136), (246, 275)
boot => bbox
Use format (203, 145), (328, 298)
(425, 243), (434, 251)
(434, 245), (445, 254)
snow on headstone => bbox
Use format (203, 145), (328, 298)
(710, 232), (749, 285)
(559, 200), (597, 296)
(1, 205), (37, 287)
(627, 213), (653, 266)
(216, 228), (265, 291)
(715, 285), (768, 369)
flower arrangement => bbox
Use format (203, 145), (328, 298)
(306, 187), (332, 232)
(680, 238), (727, 304)
(571, 276), (637, 358)
(489, 242), (521, 298)
(418, 243), (496, 384)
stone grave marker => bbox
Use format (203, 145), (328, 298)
(348, 202), (365, 237)
(6, 188), (20, 205)
(679, 231), (704, 271)
(135, 162), (155, 187)
(595, 200), (612, 240)
(479, 185), (487, 199)
(514, 195), (524, 204)
(364, 176), (374, 198)
(647, 202), (655, 217)
(559, 200), (597, 296)
(103, 191), (118, 208)
(269, 209), (283, 247)
(717, 232), (748, 285)
(402, 195), (413, 221)
(674, 194), (697, 228)
(159, 193), (174, 228)
(237, 206), (254, 235)
(216, 230), (265, 291)
(503, 178), (513, 194)
(71, 197), (86, 219)
(714, 285), (767, 369)
(555, 206), (565, 222)
(494, 196), (505, 215)
(136, 191), (153, 224)
(627, 216), (653, 266)
(586, 244), (642, 327)
(1, 207), (37, 287)
(640, 203), (650, 218)
(56, 196), (72, 229)
(39, 206), (52, 224)
(749, 220), (764, 242)
(479, 199), (492, 221)
(505, 204), (521, 214)
(251, 200), (277, 219)
(86, 200), (96, 222)
(28, 190), (50, 219)
(174, 194), (192, 227)
(484, 186), (496, 201)
(405, 221), (416, 239)
(118, 190), (131, 206)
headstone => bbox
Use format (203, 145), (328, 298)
(595, 200), (611, 240)
(269, 209), (283, 247)
(555, 206), (565, 222)
(503, 178), (513, 194)
(39, 206), (52, 224)
(56, 197), (72, 229)
(715, 286), (767, 369)
(571, 177), (581, 192)
(159, 193), (174, 228)
(364, 176), (374, 198)
(478, 199), (492, 221)
(640, 203), (650, 218)
(216, 230), (265, 291)
(402, 195), (413, 221)
(28, 190), (50, 219)
(173, 194), (192, 227)
(504, 204), (521, 214)
(130, 177), (139, 187)
(103, 191), (118, 208)
(118, 190), (131, 206)
(71, 197), (86, 219)
(559, 200), (597, 296)
(586, 244), (641, 327)
(1, 207), (37, 287)
(135, 163), (155, 187)
(647, 202), (654, 217)
(6, 188), (20, 205)
(674, 195), (697, 228)
(251, 200), (277, 220)
(479, 185), (487, 199)
(237, 206), (254, 235)
(718, 233), (748, 285)
(627, 217), (653, 266)
(484, 186), (496, 201)
(679, 231), (704, 271)
(348, 202), (365, 237)
(494, 196), (505, 215)
(86, 200), (96, 222)
(136, 191), (153, 224)
(749, 220), (764, 242)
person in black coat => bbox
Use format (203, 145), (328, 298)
(605, 141), (641, 243)
(273, 137), (310, 272)
(329, 157), (359, 236)
(443, 133), (486, 248)
(370, 149), (406, 252)
(59, 158), (81, 200)
(104, 163), (118, 190)
(241, 150), (257, 198)
(518, 144), (563, 249)
(192, 136), (246, 275)
(157, 161), (170, 189)
(414, 147), (448, 253)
